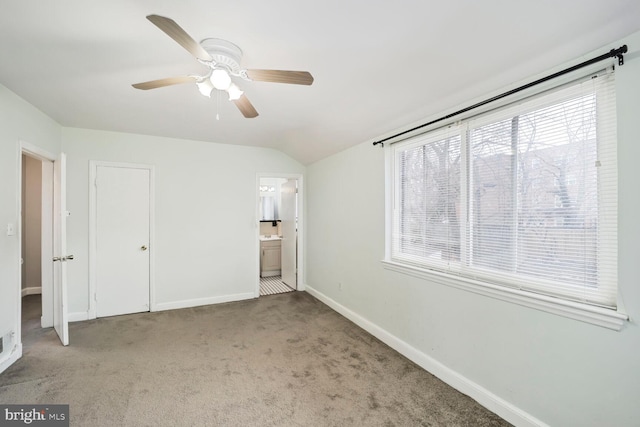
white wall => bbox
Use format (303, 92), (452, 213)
(0, 84), (60, 365)
(305, 31), (640, 427)
(61, 128), (305, 316)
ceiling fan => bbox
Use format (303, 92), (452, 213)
(132, 15), (314, 118)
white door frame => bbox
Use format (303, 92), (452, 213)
(88, 161), (156, 319)
(17, 141), (56, 345)
(256, 173), (304, 297)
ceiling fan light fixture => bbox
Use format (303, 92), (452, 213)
(133, 16), (314, 119)
(210, 69), (232, 90)
(196, 79), (214, 97)
(227, 84), (244, 101)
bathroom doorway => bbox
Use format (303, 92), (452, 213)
(256, 174), (303, 296)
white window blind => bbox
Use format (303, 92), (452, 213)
(391, 70), (617, 308)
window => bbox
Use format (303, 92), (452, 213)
(388, 70), (619, 316)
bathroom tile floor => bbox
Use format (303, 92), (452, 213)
(260, 276), (294, 296)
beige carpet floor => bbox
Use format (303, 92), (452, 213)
(1, 293), (511, 426)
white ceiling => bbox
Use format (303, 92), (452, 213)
(1, 1), (639, 164)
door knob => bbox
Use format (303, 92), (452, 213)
(53, 255), (74, 262)
(141, 245), (148, 251)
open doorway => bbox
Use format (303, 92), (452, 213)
(19, 148), (55, 347)
(257, 174), (303, 297)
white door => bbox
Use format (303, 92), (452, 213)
(96, 166), (150, 318)
(280, 179), (297, 289)
(53, 152), (69, 346)
(41, 160), (54, 329)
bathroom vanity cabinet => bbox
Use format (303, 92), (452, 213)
(260, 238), (281, 277)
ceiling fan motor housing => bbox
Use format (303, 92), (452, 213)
(200, 38), (243, 72)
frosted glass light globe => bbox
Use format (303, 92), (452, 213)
(210, 69), (232, 90)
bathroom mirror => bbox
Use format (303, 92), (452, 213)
(260, 195), (277, 221)
(259, 178), (287, 221)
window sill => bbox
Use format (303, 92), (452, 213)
(382, 260), (628, 331)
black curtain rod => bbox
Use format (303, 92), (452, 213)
(373, 44), (628, 147)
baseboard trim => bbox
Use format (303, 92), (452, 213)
(69, 293), (257, 322)
(21, 287), (42, 297)
(305, 285), (547, 427)
(0, 343), (22, 375)
(154, 292), (256, 312)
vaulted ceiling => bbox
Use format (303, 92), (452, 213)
(1, 1), (639, 164)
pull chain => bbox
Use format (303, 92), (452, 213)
(216, 90), (220, 121)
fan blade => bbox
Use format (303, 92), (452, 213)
(245, 70), (314, 85)
(146, 15), (212, 61)
(233, 94), (259, 118)
(132, 76), (197, 90)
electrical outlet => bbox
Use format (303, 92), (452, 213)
(338, 282), (342, 291)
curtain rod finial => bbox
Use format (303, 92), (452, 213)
(613, 44), (627, 66)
